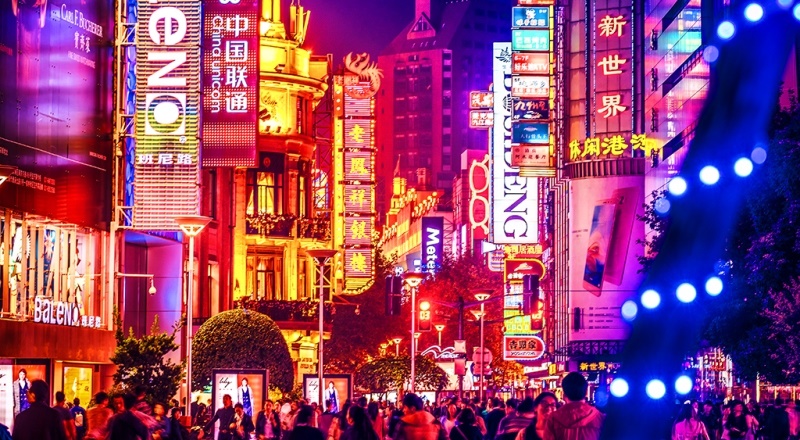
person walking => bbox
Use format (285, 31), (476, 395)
(53, 391), (77, 440)
(368, 401), (387, 440)
(12, 380), (67, 440)
(256, 400), (281, 440)
(486, 398), (506, 440)
(85, 392), (114, 440)
(71, 398), (87, 440)
(766, 398), (791, 440)
(392, 393), (445, 440)
(543, 372), (604, 440)
(672, 403), (710, 440)
(449, 407), (483, 440)
(132, 386), (152, 416)
(152, 402), (172, 440)
(205, 394), (237, 440)
(516, 392), (557, 440)
(724, 401), (751, 440)
(288, 405), (325, 440)
(106, 394), (149, 440)
(496, 398), (537, 440)
(319, 400), (338, 438)
(341, 405), (380, 440)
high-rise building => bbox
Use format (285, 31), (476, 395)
(376, 0), (512, 225)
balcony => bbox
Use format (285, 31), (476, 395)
(246, 213), (297, 237)
(297, 216), (331, 241)
(238, 298), (334, 325)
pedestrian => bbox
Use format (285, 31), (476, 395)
(329, 402), (353, 440)
(318, 400), (337, 438)
(766, 398), (791, 440)
(152, 402), (172, 440)
(543, 372), (604, 440)
(368, 401), (386, 440)
(485, 397), (506, 440)
(106, 393), (149, 440)
(256, 400), (281, 440)
(0, 422), (11, 440)
(71, 397), (87, 440)
(699, 400), (721, 440)
(496, 398), (536, 440)
(392, 393), (444, 440)
(231, 402), (255, 440)
(205, 394), (237, 440)
(440, 404), (458, 436)
(54, 391), (78, 440)
(12, 379), (67, 440)
(341, 405), (379, 440)
(288, 405), (325, 440)
(789, 400), (800, 440)
(516, 392), (557, 440)
(85, 392), (114, 440)
(190, 395), (203, 425)
(672, 403), (710, 440)
(449, 407), (482, 440)
(132, 385), (152, 415)
(723, 401), (750, 440)
(169, 407), (192, 440)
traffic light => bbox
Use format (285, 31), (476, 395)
(418, 300), (432, 331)
(385, 276), (402, 316)
(522, 274), (540, 314)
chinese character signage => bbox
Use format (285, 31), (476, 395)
(512, 145), (550, 169)
(519, 0), (554, 5)
(345, 217), (371, 246)
(134, 0), (202, 229)
(513, 99), (550, 121)
(344, 151), (372, 181)
(512, 30), (550, 51)
(469, 110), (494, 129)
(567, 133), (661, 161)
(511, 122), (550, 144)
(593, 10), (633, 135)
(512, 7), (549, 28)
(503, 335), (545, 361)
(468, 154), (490, 241)
(469, 91), (494, 109)
(512, 53), (550, 75)
(201, 0), (259, 167)
(511, 76), (549, 98)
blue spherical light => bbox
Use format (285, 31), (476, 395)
(699, 166), (720, 185)
(668, 177), (687, 196)
(744, 3), (764, 22)
(646, 380), (667, 399)
(702, 45), (719, 63)
(641, 289), (661, 309)
(621, 300), (638, 321)
(705, 277), (723, 296)
(676, 283), (697, 303)
(654, 198), (671, 214)
(734, 158), (754, 177)
(752, 146), (767, 164)
(610, 378), (629, 398)
(675, 376), (693, 395)
(794, 4), (800, 21)
(717, 21), (735, 39)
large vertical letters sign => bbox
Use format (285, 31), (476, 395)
(134, 0), (201, 230)
(592, 5), (633, 136)
(421, 217), (444, 273)
(201, 0), (259, 167)
(490, 43), (538, 244)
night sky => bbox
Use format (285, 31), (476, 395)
(301, 0), (414, 65)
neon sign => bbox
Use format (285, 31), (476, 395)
(468, 155), (490, 240)
(567, 133), (661, 161)
(594, 13), (631, 126)
(134, 0), (201, 229)
(421, 217), (444, 273)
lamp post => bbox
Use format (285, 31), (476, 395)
(392, 337), (402, 357)
(434, 324), (445, 347)
(473, 290), (491, 402)
(402, 272), (424, 393)
(174, 215), (212, 404)
(413, 332), (421, 354)
(307, 249), (337, 407)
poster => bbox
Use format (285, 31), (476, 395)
(569, 177), (644, 341)
(211, 368), (266, 436)
(2, 362), (49, 430)
(0, 364), (12, 429)
(63, 365), (93, 406)
(303, 374), (351, 414)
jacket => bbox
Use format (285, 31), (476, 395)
(543, 401), (604, 440)
(256, 410), (281, 438)
(394, 410), (444, 440)
(12, 402), (68, 440)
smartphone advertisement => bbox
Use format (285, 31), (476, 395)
(570, 177), (644, 341)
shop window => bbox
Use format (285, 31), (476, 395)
(246, 171), (284, 215)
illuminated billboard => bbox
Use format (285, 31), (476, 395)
(513, 99), (550, 121)
(469, 110), (494, 129)
(469, 91), (494, 109)
(134, 0), (202, 230)
(568, 133), (661, 162)
(511, 76), (549, 98)
(512, 53), (550, 75)
(512, 7), (550, 29)
(511, 122), (549, 144)
(491, 43), (538, 244)
(468, 155), (490, 241)
(201, 0), (259, 167)
(569, 177), (645, 341)
(592, 10), (633, 135)
(512, 30), (550, 51)
(0, 0), (113, 229)
(421, 217), (444, 273)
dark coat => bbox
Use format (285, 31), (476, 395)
(256, 410), (281, 437)
(12, 402), (67, 440)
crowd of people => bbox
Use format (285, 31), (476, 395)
(672, 397), (800, 440)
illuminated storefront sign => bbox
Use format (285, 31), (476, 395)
(513, 99), (549, 121)
(491, 43), (538, 244)
(511, 122), (549, 144)
(512, 53), (550, 75)
(512, 145), (550, 168)
(345, 217), (372, 246)
(519, 0), (554, 5)
(568, 133), (661, 161)
(34, 297), (102, 329)
(512, 30), (550, 51)
(134, 0), (201, 229)
(503, 335), (545, 361)
(512, 7), (550, 29)
(421, 217), (444, 273)
(593, 12), (632, 133)
(469, 91), (494, 109)
(201, 0), (259, 167)
(468, 155), (490, 241)
(511, 76), (549, 98)
(469, 110), (494, 128)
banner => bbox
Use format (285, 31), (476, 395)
(303, 374), (352, 413)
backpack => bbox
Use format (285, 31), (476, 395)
(74, 410), (85, 428)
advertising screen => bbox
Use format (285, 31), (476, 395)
(211, 369), (267, 434)
(569, 177), (644, 341)
(303, 374), (352, 413)
(512, 7), (550, 29)
(1, 361), (49, 430)
(62, 365), (93, 407)
(512, 30), (550, 51)
(201, 0), (259, 167)
(0, 0), (113, 229)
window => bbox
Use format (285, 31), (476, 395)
(443, 134), (451, 146)
(246, 254), (283, 300)
(246, 170), (284, 215)
(298, 175), (307, 218)
(443, 77), (452, 91)
(298, 258), (308, 299)
(443, 115), (451, 128)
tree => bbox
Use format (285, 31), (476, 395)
(192, 309), (294, 393)
(355, 355), (449, 395)
(637, 189), (671, 274)
(110, 314), (183, 405)
(704, 92), (800, 383)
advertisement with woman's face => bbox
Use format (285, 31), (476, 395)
(1, 363), (48, 430)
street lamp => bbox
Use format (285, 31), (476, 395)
(392, 337), (403, 357)
(473, 290), (491, 402)
(403, 272), (425, 393)
(307, 249), (337, 408)
(414, 332), (421, 354)
(174, 215), (212, 404)
(434, 324), (445, 346)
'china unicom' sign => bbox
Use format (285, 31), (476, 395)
(134, 0), (201, 230)
(490, 42), (539, 244)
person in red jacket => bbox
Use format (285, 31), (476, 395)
(544, 373), (604, 440)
